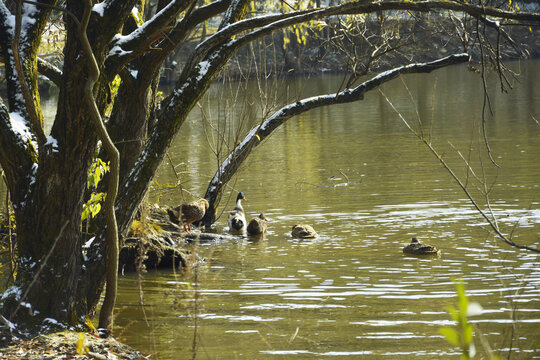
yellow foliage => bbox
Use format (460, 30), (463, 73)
(75, 333), (89, 355)
(85, 317), (98, 334)
(283, 34), (291, 50)
(130, 219), (145, 237)
(130, 219), (164, 237)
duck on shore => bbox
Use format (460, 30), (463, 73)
(247, 213), (268, 236)
(167, 198), (209, 232)
(402, 237), (440, 255)
(291, 224), (318, 239)
(228, 192), (247, 234)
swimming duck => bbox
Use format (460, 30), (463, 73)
(167, 198), (209, 232)
(247, 213), (267, 236)
(291, 224), (317, 239)
(228, 192), (247, 234)
(402, 237), (440, 255)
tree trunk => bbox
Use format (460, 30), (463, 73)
(4, 145), (93, 327)
(1, 0), (100, 328)
(108, 77), (152, 181)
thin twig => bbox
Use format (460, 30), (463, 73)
(380, 89), (539, 253)
(10, 0), (46, 149)
(475, 18), (500, 168)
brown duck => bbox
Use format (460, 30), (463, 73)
(291, 224), (318, 239)
(167, 198), (209, 232)
(402, 237), (440, 255)
(247, 213), (267, 236)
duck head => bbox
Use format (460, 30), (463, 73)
(237, 192), (246, 202)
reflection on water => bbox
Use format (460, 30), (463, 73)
(113, 61), (539, 359)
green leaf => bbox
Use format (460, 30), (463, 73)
(87, 174), (94, 189)
(81, 205), (89, 221)
(439, 327), (460, 346)
(91, 203), (101, 218)
(454, 280), (470, 324)
(94, 166), (101, 188)
(463, 324), (473, 344)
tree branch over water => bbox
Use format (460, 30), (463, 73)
(201, 53), (469, 224)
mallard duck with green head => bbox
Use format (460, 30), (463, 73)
(402, 237), (440, 255)
(167, 198), (209, 232)
(228, 192), (247, 234)
(247, 213), (267, 236)
(291, 224), (317, 239)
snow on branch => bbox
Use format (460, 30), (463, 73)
(0, 100), (38, 181)
(7, 111), (34, 144)
(0, 102), (28, 143)
(106, 0), (190, 65)
(204, 53), (469, 202)
(37, 57), (62, 85)
(20, 3), (38, 36)
(0, 2), (14, 37)
(218, 0), (245, 30)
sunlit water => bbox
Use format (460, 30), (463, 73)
(4, 61), (540, 358)
(112, 61), (540, 359)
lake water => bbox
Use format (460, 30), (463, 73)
(113, 61), (540, 359)
(3, 61), (540, 358)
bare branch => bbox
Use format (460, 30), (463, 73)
(153, 0), (232, 59)
(10, 1), (47, 149)
(185, 0), (540, 85)
(201, 53), (469, 223)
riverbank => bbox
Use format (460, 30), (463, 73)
(160, 14), (540, 84)
(0, 331), (142, 359)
